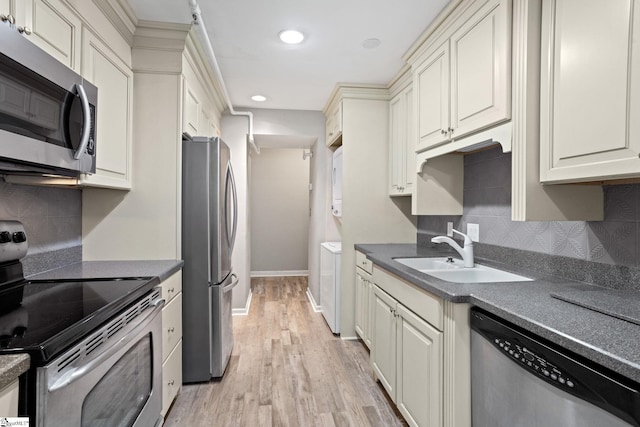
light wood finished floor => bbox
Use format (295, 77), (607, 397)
(164, 276), (407, 426)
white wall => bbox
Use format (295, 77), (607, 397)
(222, 108), (335, 310)
(250, 148), (310, 274)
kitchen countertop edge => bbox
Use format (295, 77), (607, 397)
(355, 243), (640, 384)
(26, 259), (184, 283)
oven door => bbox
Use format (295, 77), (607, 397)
(35, 295), (164, 427)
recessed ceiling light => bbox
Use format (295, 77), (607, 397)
(279, 30), (304, 44)
(362, 38), (381, 49)
(251, 95), (267, 102)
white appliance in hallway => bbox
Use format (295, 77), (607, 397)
(320, 241), (342, 333)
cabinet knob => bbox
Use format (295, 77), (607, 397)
(18, 26), (31, 35)
(448, 127), (454, 134)
(1, 14), (15, 25)
(440, 129), (446, 135)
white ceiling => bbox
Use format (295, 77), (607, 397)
(127, 0), (451, 111)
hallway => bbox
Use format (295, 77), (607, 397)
(164, 276), (407, 426)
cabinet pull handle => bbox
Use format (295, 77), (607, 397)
(448, 127), (454, 134)
(441, 129), (446, 135)
(168, 379), (175, 386)
(168, 327), (175, 333)
(18, 26), (31, 35)
(1, 14), (15, 25)
(168, 287), (175, 293)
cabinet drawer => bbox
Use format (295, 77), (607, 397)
(161, 272), (182, 304)
(161, 340), (182, 418)
(162, 293), (182, 361)
(355, 251), (373, 274)
(373, 266), (443, 331)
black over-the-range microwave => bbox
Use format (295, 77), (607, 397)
(0, 21), (97, 176)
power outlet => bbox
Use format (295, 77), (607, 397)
(467, 223), (480, 242)
(447, 222), (453, 237)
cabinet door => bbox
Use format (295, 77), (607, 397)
(415, 42), (450, 152)
(540, 0), (640, 183)
(0, 380), (18, 417)
(80, 29), (133, 189)
(183, 81), (200, 136)
(162, 340), (182, 418)
(389, 92), (405, 195)
(21, 0), (82, 71)
(355, 270), (372, 348)
(404, 85), (415, 192)
(371, 285), (398, 401)
(450, 0), (511, 140)
(162, 292), (182, 361)
(396, 304), (443, 427)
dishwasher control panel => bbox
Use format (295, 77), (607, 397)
(493, 337), (576, 389)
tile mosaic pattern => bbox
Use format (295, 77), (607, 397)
(0, 182), (82, 270)
(417, 147), (640, 268)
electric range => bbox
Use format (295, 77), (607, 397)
(0, 220), (162, 425)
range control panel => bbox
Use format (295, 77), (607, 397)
(493, 337), (576, 389)
(0, 220), (28, 263)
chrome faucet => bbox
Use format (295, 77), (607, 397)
(431, 229), (474, 267)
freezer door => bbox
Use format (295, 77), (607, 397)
(210, 273), (238, 377)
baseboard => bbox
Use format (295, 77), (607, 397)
(340, 335), (359, 341)
(232, 289), (252, 316)
(251, 270), (309, 277)
(306, 289), (322, 312)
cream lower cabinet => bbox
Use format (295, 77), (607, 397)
(79, 28), (133, 189)
(539, 0), (640, 183)
(0, 380), (19, 417)
(160, 271), (183, 419)
(370, 266), (470, 427)
(414, 0), (511, 155)
(371, 284), (443, 427)
(355, 251), (374, 348)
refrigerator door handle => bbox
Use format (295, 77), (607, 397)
(225, 161), (238, 252)
(223, 274), (239, 293)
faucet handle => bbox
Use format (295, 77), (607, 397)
(452, 229), (473, 246)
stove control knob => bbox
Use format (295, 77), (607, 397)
(12, 231), (26, 243)
(0, 231), (10, 243)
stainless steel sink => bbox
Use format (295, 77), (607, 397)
(394, 257), (533, 283)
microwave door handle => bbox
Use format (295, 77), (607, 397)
(48, 298), (165, 392)
(73, 83), (92, 160)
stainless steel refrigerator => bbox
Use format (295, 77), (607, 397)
(181, 134), (238, 382)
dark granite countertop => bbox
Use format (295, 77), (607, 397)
(355, 243), (640, 384)
(26, 259), (184, 283)
(0, 354), (29, 391)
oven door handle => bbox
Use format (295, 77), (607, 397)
(48, 298), (165, 392)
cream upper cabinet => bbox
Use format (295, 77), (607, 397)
(325, 102), (342, 147)
(183, 80), (200, 136)
(415, 0), (511, 155)
(19, 0), (82, 71)
(415, 42), (450, 152)
(540, 0), (640, 183)
(79, 28), (133, 189)
(389, 83), (416, 196)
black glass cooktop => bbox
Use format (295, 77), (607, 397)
(0, 277), (159, 364)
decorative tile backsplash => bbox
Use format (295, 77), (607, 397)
(418, 146), (640, 268)
(0, 181), (82, 274)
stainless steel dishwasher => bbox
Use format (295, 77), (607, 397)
(470, 308), (640, 427)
